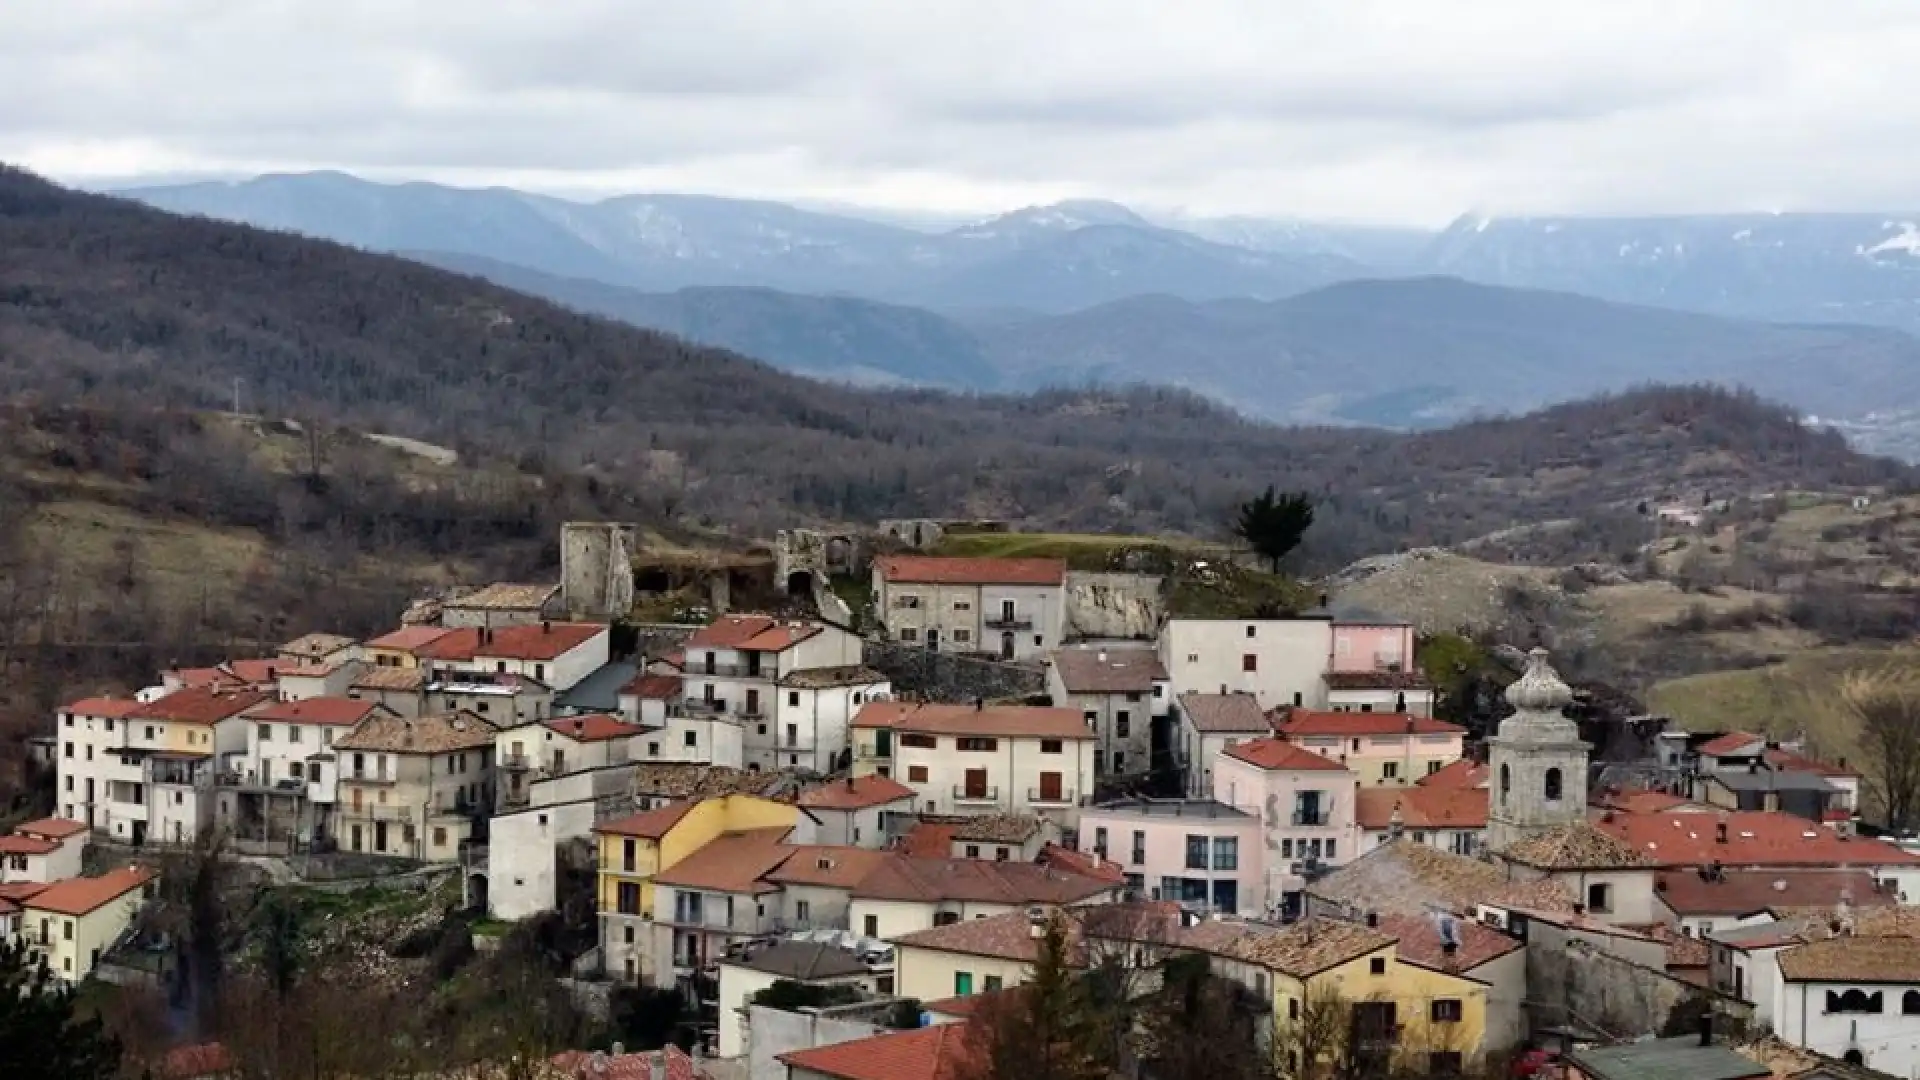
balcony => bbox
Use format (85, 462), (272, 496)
(985, 616), (1033, 630)
(342, 769), (398, 785)
(1028, 787), (1077, 806)
(683, 699), (731, 719)
(502, 752), (533, 771)
(953, 785), (1000, 804)
(341, 804), (412, 822)
(217, 772), (309, 797)
(690, 663), (774, 679)
(1291, 810), (1331, 827)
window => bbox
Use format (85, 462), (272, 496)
(64, 742), (73, 759)
(433, 827), (447, 847)
(1113, 752), (1125, 773)
(1242, 654), (1257, 672)
(1545, 767), (1563, 801)
(1288, 996), (1299, 1020)
(1093, 827), (1108, 857)
(900, 595), (921, 609)
(1125, 692), (1141, 703)
(1429, 1052), (1464, 1075)
(1131, 831), (1146, 865)
(1116, 713), (1130, 738)
(954, 600), (970, 611)
(901, 733), (938, 749)
(1427, 760), (1443, 775)
(954, 630), (971, 643)
(1369, 957), (1386, 975)
(864, 915), (879, 937)
(789, 692), (800, 707)
(63, 920), (74, 941)
(900, 628), (918, 642)
(1245, 625), (1257, 638)
(1586, 882), (1613, 914)
(908, 765), (929, 783)
(1185, 835), (1208, 870)
(957, 737), (997, 752)
(289, 725), (303, 744)
(616, 882), (641, 915)
(259, 724), (273, 742)
(796, 900), (811, 924)
(64, 715), (73, 728)
(1828, 989), (1884, 1014)
(966, 845), (981, 858)
(1213, 837), (1238, 871)
(1037, 737), (1065, 757)
(1382, 761), (1399, 780)
(954, 972), (973, 995)
(1430, 999), (1462, 1023)
(1499, 764), (1511, 807)
(648, 742), (660, 757)
(684, 730), (697, 747)
(1281, 837), (1293, 858)
(1905, 990), (1920, 1015)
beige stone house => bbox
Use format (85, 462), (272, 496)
(333, 710), (498, 862)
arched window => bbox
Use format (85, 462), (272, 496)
(1903, 990), (1920, 1015)
(1844, 1050), (1865, 1066)
(1830, 988), (1883, 1014)
(1499, 764), (1511, 808)
(1544, 768), (1563, 802)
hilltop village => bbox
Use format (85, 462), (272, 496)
(18, 540), (1919, 1080)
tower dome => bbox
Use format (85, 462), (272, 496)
(1504, 648), (1574, 712)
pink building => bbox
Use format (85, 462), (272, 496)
(1325, 615), (1434, 714)
(1209, 737), (1361, 917)
(1275, 711), (1467, 788)
(1078, 797), (1260, 915)
(1329, 618), (1415, 674)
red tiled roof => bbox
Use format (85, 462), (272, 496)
(595, 800), (697, 840)
(852, 856), (1117, 905)
(1276, 709), (1465, 737)
(899, 822), (958, 857)
(1354, 787), (1488, 830)
(543, 713), (645, 743)
(1416, 759), (1488, 789)
(245, 697), (383, 727)
(0, 835), (59, 856)
(1698, 731), (1766, 757)
(685, 614), (825, 652)
(877, 555), (1066, 586)
(778, 1023), (977, 1080)
(893, 909), (1067, 962)
(60, 696), (141, 718)
(0, 881), (51, 904)
(1655, 869), (1895, 917)
(766, 846), (892, 889)
(1037, 843), (1127, 884)
(922, 988), (1021, 1020)
(364, 626), (455, 652)
(650, 828), (794, 894)
(1373, 912), (1519, 971)
(26, 866), (155, 916)
(413, 627), (482, 660)
(1765, 747), (1858, 779)
(130, 686), (272, 724)
(1596, 811), (1920, 867)
(1223, 736), (1352, 772)
(17, 817), (89, 840)
(168, 659), (297, 687)
(853, 702), (1092, 740)
(476, 622), (606, 661)
(158, 1042), (234, 1080)
(798, 775), (917, 810)
(620, 673), (683, 700)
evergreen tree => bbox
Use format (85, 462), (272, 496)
(1234, 487), (1316, 572)
(957, 915), (1104, 1080)
(0, 938), (123, 1080)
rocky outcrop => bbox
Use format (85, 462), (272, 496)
(1064, 572), (1163, 641)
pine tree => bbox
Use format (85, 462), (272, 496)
(958, 915), (1105, 1080)
(1234, 487), (1316, 572)
(0, 938), (123, 1080)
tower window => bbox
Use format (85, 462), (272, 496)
(1499, 764), (1511, 808)
(1544, 767), (1563, 802)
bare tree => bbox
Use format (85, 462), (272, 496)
(1270, 984), (1352, 1080)
(1840, 668), (1920, 831)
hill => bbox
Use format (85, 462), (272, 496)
(4, 166), (1913, 569)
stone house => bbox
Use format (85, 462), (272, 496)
(1047, 645), (1170, 781)
(332, 710), (497, 862)
(872, 556), (1066, 661)
(1175, 692), (1273, 798)
(438, 583), (563, 629)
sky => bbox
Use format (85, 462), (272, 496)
(6, 1), (1920, 226)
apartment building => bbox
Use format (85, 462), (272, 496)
(1211, 736), (1362, 914)
(679, 615), (871, 772)
(414, 621), (611, 695)
(1160, 617), (1334, 711)
(59, 686), (269, 846)
(1047, 645), (1170, 781)
(495, 713), (643, 809)
(872, 556), (1066, 661)
(1078, 797), (1259, 913)
(333, 711), (498, 862)
(19, 866), (157, 984)
(851, 702), (1096, 822)
(222, 696), (394, 850)
(1275, 710), (1468, 787)
(0, 818), (88, 884)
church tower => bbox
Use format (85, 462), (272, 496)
(1486, 648), (1590, 854)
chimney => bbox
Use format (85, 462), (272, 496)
(1715, 816), (1729, 844)
(974, 697), (984, 711)
(574, 717), (586, 736)
(1697, 1014), (1713, 1048)
(543, 619), (552, 634)
(612, 1043), (625, 1058)
(845, 776), (856, 790)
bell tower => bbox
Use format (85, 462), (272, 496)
(1486, 648), (1590, 853)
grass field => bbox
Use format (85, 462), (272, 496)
(934, 530), (1227, 571)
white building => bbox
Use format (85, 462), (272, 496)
(60, 686), (269, 846)
(872, 556), (1066, 661)
(415, 621), (611, 695)
(716, 941), (889, 1059)
(495, 713), (644, 810)
(680, 615), (870, 771)
(794, 776), (918, 848)
(1174, 693), (1273, 797)
(616, 673), (744, 768)
(0, 818), (88, 884)
(1160, 617), (1334, 711)
(486, 796), (598, 921)
(851, 702), (1097, 823)
(1774, 934), (1920, 1076)
(1047, 646), (1170, 782)
(227, 696), (395, 849)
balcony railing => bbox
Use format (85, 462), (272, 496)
(690, 663), (774, 679)
(1291, 810), (1331, 827)
(342, 770), (397, 785)
(502, 752), (533, 770)
(985, 616), (1033, 630)
(341, 804), (412, 822)
(683, 700), (731, 718)
(1028, 787), (1076, 805)
(953, 785), (1000, 803)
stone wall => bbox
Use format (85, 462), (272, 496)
(862, 641), (1047, 702)
(630, 621), (702, 660)
(1526, 920), (1751, 1039)
(562, 522), (638, 619)
(1063, 572), (1164, 641)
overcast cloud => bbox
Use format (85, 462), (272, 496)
(5, 0), (1920, 224)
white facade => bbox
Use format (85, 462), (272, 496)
(873, 561), (1066, 661)
(1775, 976), (1920, 1076)
(487, 798), (597, 920)
(854, 709), (1097, 823)
(1160, 619), (1335, 711)
(633, 712), (745, 769)
(770, 675), (891, 774)
(681, 621), (867, 770)
(471, 628), (609, 695)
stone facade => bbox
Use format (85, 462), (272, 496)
(1062, 572), (1164, 641)
(561, 522), (637, 619)
(860, 641), (1046, 703)
(1487, 649), (1590, 854)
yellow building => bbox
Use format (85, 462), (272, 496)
(593, 794), (800, 983)
(20, 865), (157, 983)
(361, 626), (457, 670)
(1179, 915), (1488, 1077)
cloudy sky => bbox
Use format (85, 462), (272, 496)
(5, 0), (1920, 225)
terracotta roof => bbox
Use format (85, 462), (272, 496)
(1178, 916), (1394, 979)
(365, 626), (455, 652)
(548, 1047), (701, 1080)
(1502, 822), (1654, 870)
(542, 713), (645, 742)
(893, 909), (1074, 962)
(1309, 839), (1515, 916)
(1373, 912), (1520, 970)
(1323, 671), (1433, 691)
(1765, 747), (1859, 779)
(778, 1023), (977, 1080)
(1417, 759), (1489, 789)
(26, 866), (156, 916)
(17, 817), (89, 841)
(949, 814), (1047, 844)
(1038, 843), (1126, 884)
(61, 696), (142, 718)
(278, 633), (357, 660)
(1596, 788), (1701, 814)
(167, 659), (297, 687)
(418, 622), (606, 662)
(1276, 709), (1465, 737)
(1355, 787), (1488, 830)
(1482, 877), (1578, 913)
(620, 673), (683, 700)
(349, 666), (426, 691)
(1595, 811), (1920, 868)
(1223, 736), (1352, 771)
(650, 828), (794, 894)
(130, 686), (272, 724)
(1050, 648), (1167, 695)
(158, 1042), (235, 1080)
(1626, 922), (1714, 970)
(276, 663), (336, 679)
(899, 823), (957, 857)
(627, 763), (804, 801)
(0, 835), (60, 855)
(685, 614), (825, 653)
(852, 856), (1118, 905)
(1698, 731), (1767, 757)
(333, 711), (497, 754)
(1177, 693), (1273, 734)
(448, 582), (558, 610)
(797, 775), (917, 810)
(877, 555), (1065, 586)
(853, 702), (1093, 739)
(245, 697), (385, 727)
(1656, 869), (1893, 918)
(595, 800), (698, 840)
(1780, 935), (1920, 983)
(781, 665), (889, 689)
(0, 881), (51, 905)
(766, 846), (892, 889)
(921, 988), (1021, 1020)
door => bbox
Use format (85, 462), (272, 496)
(130, 821), (146, 847)
(1038, 772), (1062, 802)
(927, 628), (940, 651)
(1351, 1002), (1396, 1075)
(999, 632), (1014, 660)
(746, 688), (760, 716)
(351, 824), (363, 852)
(374, 821), (388, 853)
(964, 768), (988, 799)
